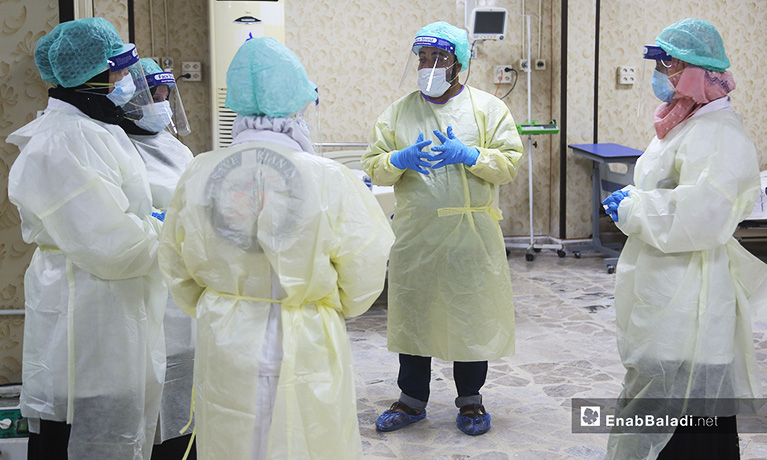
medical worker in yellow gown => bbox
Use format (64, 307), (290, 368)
(362, 21), (523, 436)
(158, 37), (394, 460)
(603, 18), (767, 460)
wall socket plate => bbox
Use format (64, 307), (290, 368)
(181, 61), (202, 82)
(148, 57), (172, 71)
(518, 59), (530, 71)
(617, 66), (636, 85)
(494, 65), (514, 84)
(534, 59), (546, 70)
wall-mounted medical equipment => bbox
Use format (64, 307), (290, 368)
(209, 0), (285, 149)
(468, 6), (508, 41)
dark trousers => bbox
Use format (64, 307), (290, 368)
(657, 415), (739, 460)
(397, 353), (488, 403)
(26, 419), (197, 460)
(151, 434), (197, 460)
(27, 420), (70, 460)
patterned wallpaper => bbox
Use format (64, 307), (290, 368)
(0, 0), (58, 384)
(93, 0), (128, 41)
(1, 0), (766, 382)
(560, 0), (597, 239)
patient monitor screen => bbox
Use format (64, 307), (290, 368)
(473, 11), (506, 35)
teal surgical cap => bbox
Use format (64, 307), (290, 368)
(225, 37), (317, 118)
(655, 18), (730, 72)
(35, 17), (126, 88)
(139, 58), (163, 78)
(414, 21), (471, 73)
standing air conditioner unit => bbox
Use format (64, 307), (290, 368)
(209, 0), (285, 149)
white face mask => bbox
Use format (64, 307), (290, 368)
(135, 101), (173, 133)
(417, 67), (453, 98)
(106, 74), (136, 107)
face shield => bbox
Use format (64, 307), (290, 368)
(400, 37), (461, 98)
(144, 71), (191, 136)
(78, 44), (153, 113)
(101, 45), (161, 130)
(637, 45), (673, 118)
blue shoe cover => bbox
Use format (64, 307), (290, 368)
(375, 402), (426, 432)
(456, 404), (491, 435)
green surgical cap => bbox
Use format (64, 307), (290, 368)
(655, 18), (730, 72)
(35, 17), (126, 88)
(139, 57), (163, 78)
(414, 21), (471, 73)
(225, 37), (317, 118)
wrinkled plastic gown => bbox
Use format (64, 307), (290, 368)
(159, 140), (394, 459)
(362, 86), (523, 362)
(128, 130), (194, 211)
(129, 129), (196, 444)
(7, 101), (166, 460)
(606, 107), (767, 459)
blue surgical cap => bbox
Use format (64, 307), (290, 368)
(655, 18), (730, 72)
(414, 22), (471, 73)
(35, 17), (126, 88)
(225, 37), (318, 118)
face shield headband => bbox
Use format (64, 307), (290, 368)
(644, 45), (672, 67)
(108, 44), (139, 71)
(78, 44), (140, 94)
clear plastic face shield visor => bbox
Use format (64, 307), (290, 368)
(400, 36), (460, 97)
(104, 45), (161, 130)
(79, 44), (154, 115)
(637, 45), (673, 118)
(145, 71), (191, 136)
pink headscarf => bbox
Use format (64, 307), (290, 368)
(653, 58), (736, 139)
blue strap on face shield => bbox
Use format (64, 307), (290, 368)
(107, 44), (139, 71)
(146, 72), (176, 88)
(643, 45), (671, 62)
(413, 36), (456, 54)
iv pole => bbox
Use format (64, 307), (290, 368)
(505, 14), (565, 261)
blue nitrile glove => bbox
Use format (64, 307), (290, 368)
(430, 126), (480, 168)
(601, 190), (630, 222)
(152, 211), (166, 222)
(390, 133), (434, 175)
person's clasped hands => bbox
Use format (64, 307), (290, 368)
(391, 126), (481, 175)
(390, 133), (434, 174)
(431, 126), (479, 168)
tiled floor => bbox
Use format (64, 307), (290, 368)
(347, 249), (767, 460)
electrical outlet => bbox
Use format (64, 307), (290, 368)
(182, 62), (202, 82)
(535, 59), (546, 70)
(518, 59), (529, 71)
(161, 57), (173, 71)
(617, 66), (636, 85)
(494, 65), (514, 84)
